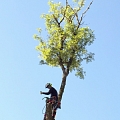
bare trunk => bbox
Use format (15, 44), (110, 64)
(58, 72), (68, 102)
(46, 99), (53, 120)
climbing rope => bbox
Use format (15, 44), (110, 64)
(42, 97), (49, 114)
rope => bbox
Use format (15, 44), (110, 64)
(42, 97), (49, 114)
(42, 97), (49, 100)
(42, 105), (46, 114)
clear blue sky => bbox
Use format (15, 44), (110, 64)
(0, 0), (120, 120)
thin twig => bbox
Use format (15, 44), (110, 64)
(77, 1), (93, 29)
(71, 6), (81, 21)
(59, 0), (68, 24)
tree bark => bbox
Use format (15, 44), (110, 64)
(46, 99), (53, 120)
(58, 71), (68, 102)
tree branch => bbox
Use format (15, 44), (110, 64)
(59, 0), (68, 24)
(53, 14), (60, 27)
(77, 1), (93, 29)
(71, 6), (81, 21)
(57, 54), (66, 73)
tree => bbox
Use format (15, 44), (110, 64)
(34, 0), (95, 120)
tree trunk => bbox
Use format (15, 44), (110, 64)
(46, 99), (53, 120)
(46, 70), (69, 120)
(58, 72), (68, 102)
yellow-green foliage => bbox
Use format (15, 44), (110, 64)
(34, 0), (95, 79)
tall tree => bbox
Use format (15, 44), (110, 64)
(34, 0), (95, 119)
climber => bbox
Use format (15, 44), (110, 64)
(40, 83), (60, 120)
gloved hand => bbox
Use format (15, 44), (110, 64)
(40, 91), (43, 94)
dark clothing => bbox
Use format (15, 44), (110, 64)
(42, 87), (60, 120)
(42, 87), (58, 101)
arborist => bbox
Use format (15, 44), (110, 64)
(40, 83), (60, 120)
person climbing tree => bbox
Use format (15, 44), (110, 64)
(35, 0), (95, 120)
(40, 83), (60, 120)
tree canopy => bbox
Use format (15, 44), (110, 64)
(34, 0), (95, 79)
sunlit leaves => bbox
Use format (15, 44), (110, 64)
(78, 0), (85, 7)
(37, 28), (42, 33)
(73, 0), (85, 8)
(34, 0), (94, 79)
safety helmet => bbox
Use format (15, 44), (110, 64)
(45, 83), (52, 88)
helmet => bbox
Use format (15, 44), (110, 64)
(45, 83), (52, 88)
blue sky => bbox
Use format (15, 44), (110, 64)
(0, 0), (120, 120)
